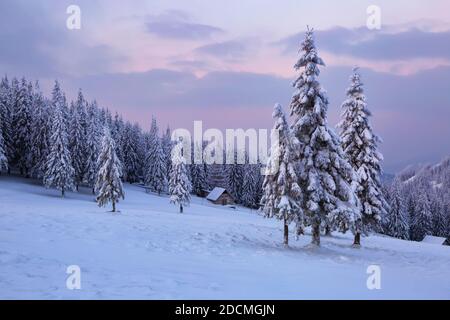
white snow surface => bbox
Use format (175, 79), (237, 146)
(1, 176), (449, 300)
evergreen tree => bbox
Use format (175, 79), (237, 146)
(69, 90), (87, 190)
(112, 112), (125, 163)
(338, 67), (388, 245)
(430, 190), (447, 237)
(121, 122), (140, 183)
(144, 136), (168, 195)
(95, 127), (125, 212)
(385, 181), (409, 240)
(83, 102), (101, 191)
(29, 82), (50, 178)
(241, 162), (257, 208)
(12, 78), (33, 176)
(0, 115), (8, 172)
(43, 100), (75, 197)
(162, 126), (173, 173)
(144, 117), (167, 194)
(169, 139), (192, 213)
(289, 28), (360, 246)
(226, 156), (244, 203)
(410, 189), (433, 241)
(190, 142), (208, 196)
(261, 104), (303, 246)
(0, 76), (13, 170)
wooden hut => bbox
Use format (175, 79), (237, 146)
(206, 187), (235, 206)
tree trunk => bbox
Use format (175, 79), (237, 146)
(353, 232), (361, 246)
(284, 218), (289, 247)
(180, 204), (183, 213)
(92, 187), (95, 195)
(325, 225), (331, 236)
(61, 188), (65, 198)
(112, 200), (116, 213)
(76, 185), (79, 192)
(312, 223), (320, 246)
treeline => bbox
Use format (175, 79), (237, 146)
(382, 158), (450, 241)
(0, 76), (264, 209)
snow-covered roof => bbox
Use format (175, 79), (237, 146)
(421, 235), (447, 245)
(207, 187), (227, 201)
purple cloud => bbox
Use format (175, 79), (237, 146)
(277, 26), (450, 60)
(145, 10), (224, 40)
(194, 40), (248, 60)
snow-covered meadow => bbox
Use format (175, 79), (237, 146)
(1, 176), (449, 300)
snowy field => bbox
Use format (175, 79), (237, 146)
(0, 175), (449, 300)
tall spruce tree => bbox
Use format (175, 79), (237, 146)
(144, 137), (168, 195)
(112, 112), (125, 163)
(43, 97), (75, 197)
(338, 67), (388, 245)
(410, 188), (433, 241)
(289, 28), (360, 246)
(261, 104), (303, 246)
(69, 90), (87, 190)
(29, 82), (50, 178)
(190, 142), (208, 196)
(0, 115), (8, 172)
(121, 122), (140, 183)
(12, 78), (33, 176)
(144, 118), (168, 194)
(385, 181), (409, 240)
(169, 139), (192, 213)
(241, 162), (257, 208)
(95, 127), (124, 212)
(83, 102), (101, 191)
(0, 76), (13, 171)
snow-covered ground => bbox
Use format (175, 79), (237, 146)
(1, 175), (449, 300)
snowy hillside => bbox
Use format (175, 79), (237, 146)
(1, 176), (449, 300)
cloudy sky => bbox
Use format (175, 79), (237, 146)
(1, 0), (450, 172)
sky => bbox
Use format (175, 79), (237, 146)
(1, 0), (450, 172)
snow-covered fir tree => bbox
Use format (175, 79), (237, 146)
(69, 90), (87, 190)
(112, 112), (125, 163)
(29, 82), (50, 178)
(12, 78), (33, 176)
(261, 104), (303, 246)
(162, 126), (173, 173)
(0, 115), (8, 172)
(83, 101), (101, 191)
(169, 138), (192, 213)
(226, 151), (244, 203)
(121, 122), (141, 183)
(0, 76), (13, 170)
(95, 127), (124, 212)
(384, 181), (409, 240)
(289, 28), (360, 246)
(43, 97), (75, 197)
(429, 190), (447, 237)
(337, 67), (388, 245)
(410, 188), (433, 241)
(143, 118), (167, 194)
(190, 143), (208, 196)
(241, 161), (257, 209)
(144, 118), (168, 195)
